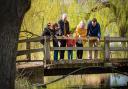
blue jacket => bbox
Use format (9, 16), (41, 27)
(87, 21), (101, 39)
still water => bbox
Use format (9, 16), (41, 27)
(43, 73), (128, 89)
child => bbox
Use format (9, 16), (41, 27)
(76, 35), (83, 60)
(66, 32), (76, 61)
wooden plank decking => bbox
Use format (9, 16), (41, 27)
(16, 59), (128, 76)
(16, 58), (128, 69)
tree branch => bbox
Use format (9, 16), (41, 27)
(20, 30), (40, 37)
(16, 0), (31, 20)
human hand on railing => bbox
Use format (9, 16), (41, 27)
(62, 35), (67, 39)
(97, 37), (100, 45)
(58, 41), (61, 47)
(97, 38), (100, 42)
(87, 35), (90, 41)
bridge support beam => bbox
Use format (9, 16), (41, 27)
(44, 36), (50, 64)
(104, 36), (110, 61)
(29, 68), (44, 84)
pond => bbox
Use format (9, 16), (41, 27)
(42, 73), (128, 89)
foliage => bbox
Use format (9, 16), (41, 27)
(20, 0), (128, 38)
(109, 0), (128, 37)
(18, 0), (128, 60)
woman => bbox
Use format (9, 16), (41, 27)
(52, 23), (61, 63)
(75, 21), (87, 60)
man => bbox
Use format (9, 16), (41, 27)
(58, 13), (70, 60)
(87, 18), (101, 59)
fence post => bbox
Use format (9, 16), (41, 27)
(26, 41), (31, 61)
(44, 36), (50, 64)
(104, 36), (110, 61)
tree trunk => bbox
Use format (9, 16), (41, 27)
(0, 0), (30, 89)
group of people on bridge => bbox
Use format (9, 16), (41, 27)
(40, 13), (101, 63)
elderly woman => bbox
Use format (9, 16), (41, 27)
(74, 21), (87, 60)
(75, 21), (87, 46)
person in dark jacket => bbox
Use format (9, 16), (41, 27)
(87, 18), (101, 59)
(40, 23), (53, 63)
(52, 23), (61, 62)
(58, 13), (70, 60)
(40, 23), (52, 45)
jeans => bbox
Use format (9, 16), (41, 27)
(68, 50), (73, 60)
(54, 50), (58, 61)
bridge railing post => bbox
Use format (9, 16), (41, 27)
(104, 36), (110, 61)
(44, 36), (50, 64)
(26, 41), (31, 61)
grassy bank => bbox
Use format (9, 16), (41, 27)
(15, 77), (32, 89)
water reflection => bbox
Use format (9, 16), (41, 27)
(111, 73), (128, 87)
(44, 73), (128, 89)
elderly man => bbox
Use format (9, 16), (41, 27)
(58, 13), (70, 60)
(87, 18), (101, 59)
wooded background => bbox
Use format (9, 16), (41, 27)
(18, 0), (128, 60)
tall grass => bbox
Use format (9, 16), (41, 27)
(15, 77), (32, 89)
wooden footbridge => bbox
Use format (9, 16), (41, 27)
(16, 36), (128, 84)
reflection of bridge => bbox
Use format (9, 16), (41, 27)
(16, 36), (128, 84)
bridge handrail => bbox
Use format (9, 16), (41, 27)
(17, 36), (128, 63)
(109, 37), (128, 42)
(18, 36), (104, 43)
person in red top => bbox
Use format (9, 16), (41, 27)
(66, 31), (76, 60)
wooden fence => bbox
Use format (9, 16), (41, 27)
(17, 36), (128, 63)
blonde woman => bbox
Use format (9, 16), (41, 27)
(75, 21), (87, 59)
